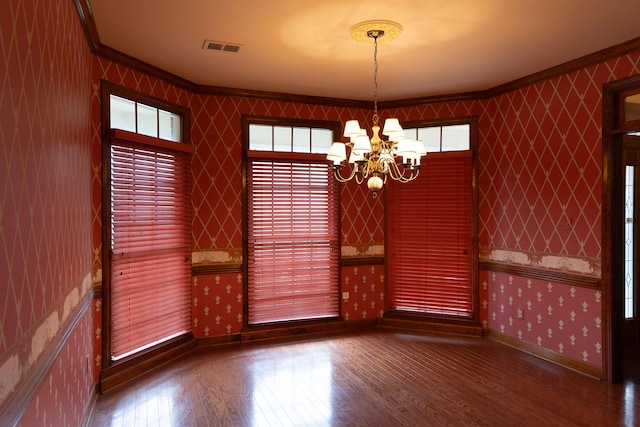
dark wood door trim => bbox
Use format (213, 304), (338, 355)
(602, 74), (640, 383)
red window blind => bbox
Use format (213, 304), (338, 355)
(387, 151), (473, 318)
(109, 132), (192, 360)
(247, 158), (340, 325)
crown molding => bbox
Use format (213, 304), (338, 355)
(380, 36), (640, 109)
(486, 36), (640, 97)
(74, 0), (640, 108)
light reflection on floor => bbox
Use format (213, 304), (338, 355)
(110, 381), (178, 427)
(623, 381), (635, 427)
(251, 349), (333, 426)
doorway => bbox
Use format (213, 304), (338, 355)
(623, 136), (640, 381)
(603, 75), (640, 383)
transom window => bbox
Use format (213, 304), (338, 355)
(404, 123), (470, 152)
(110, 94), (182, 142)
(249, 123), (333, 153)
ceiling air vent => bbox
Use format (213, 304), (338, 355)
(203, 39), (242, 53)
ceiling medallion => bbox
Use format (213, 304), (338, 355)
(349, 20), (403, 44)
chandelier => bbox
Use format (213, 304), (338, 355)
(327, 20), (426, 196)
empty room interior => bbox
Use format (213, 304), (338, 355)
(4, 0), (640, 425)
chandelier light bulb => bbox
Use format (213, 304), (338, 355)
(367, 175), (384, 192)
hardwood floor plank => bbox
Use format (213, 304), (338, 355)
(89, 330), (640, 426)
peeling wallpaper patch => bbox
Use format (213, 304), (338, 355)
(0, 354), (21, 406)
(29, 313), (60, 367)
(83, 270), (93, 292)
(63, 288), (80, 324)
(341, 244), (384, 257)
(27, 275), (92, 369)
(485, 249), (532, 266)
(192, 249), (242, 264)
(93, 268), (102, 286)
(483, 249), (600, 277)
(539, 255), (596, 275)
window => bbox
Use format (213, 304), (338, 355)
(403, 123), (470, 152)
(387, 119), (476, 319)
(244, 118), (340, 325)
(110, 94), (182, 142)
(625, 165), (635, 319)
(102, 82), (192, 368)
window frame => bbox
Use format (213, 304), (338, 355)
(101, 81), (193, 380)
(242, 116), (342, 329)
(384, 116), (479, 323)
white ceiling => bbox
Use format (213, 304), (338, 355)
(89, 0), (640, 101)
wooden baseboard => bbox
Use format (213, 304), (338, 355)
(197, 334), (242, 348)
(487, 330), (602, 379)
(241, 320), (348, 343)
(378, 317), (484, 337)
(198, 319), (377, 348)
(80, 382), (99, 427)
(100, 337), (197, 393)
(344, 318), (377, 330)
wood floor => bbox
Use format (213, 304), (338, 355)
(88, 330), (639, 426)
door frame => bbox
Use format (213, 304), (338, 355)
(622, 139), (640, 349)
(602, 74), (640, 383)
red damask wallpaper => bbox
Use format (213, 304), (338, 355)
(1, 0), (94, 424)
(4, 0), (640, 424)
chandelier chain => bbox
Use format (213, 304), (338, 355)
(372, 34), (379, 126)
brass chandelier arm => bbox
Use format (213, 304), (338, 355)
(332, 166), (358, 183)
(386, 162), (422, 183)
(330, 159), (421, 184)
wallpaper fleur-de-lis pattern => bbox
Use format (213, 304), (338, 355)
(1, 0), (94, 424)
(341, 266), (386, 321)
(191, 266), (386, 338)
(4, 0), (640, 424)
(17, 311), (94, 427)
(192, 274), (244, 337)
(481, 271), (603, 366)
